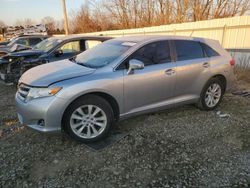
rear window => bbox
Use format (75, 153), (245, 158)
(175, 40), (204, 61)
(201, 43), (220, 57)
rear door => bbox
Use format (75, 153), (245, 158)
(123, 40), (176, 114)
(173, 40), (211, 101)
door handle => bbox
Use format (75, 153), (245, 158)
(203, 62), (210, 68)
(165, 69), (175, 76)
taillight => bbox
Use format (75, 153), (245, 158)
(230, 59), (235, 66)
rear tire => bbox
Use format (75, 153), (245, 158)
(62, 95), (114, 143)
(197, 78), (225, 111)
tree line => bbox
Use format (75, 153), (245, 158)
(1, 0), (250, 35)
(71, 0), (250, 33)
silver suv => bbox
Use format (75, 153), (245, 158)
(16, 36), (235, 142)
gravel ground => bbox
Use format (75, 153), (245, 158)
(1, 82), (250, 188)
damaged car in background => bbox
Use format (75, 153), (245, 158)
(0, 35), (111, 84)
(0, 35), (49, 57)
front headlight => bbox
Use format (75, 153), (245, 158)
(26, 87), (62, 101)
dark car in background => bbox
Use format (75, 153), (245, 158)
(0, 35), (112, 84)
(0, 40), (11, 46)
(0, 35), (49, 57)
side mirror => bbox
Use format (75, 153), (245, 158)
(54, 49), (63, 57)
(127, 59), (144, 75)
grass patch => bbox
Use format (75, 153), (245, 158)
(235, 68), (250, 83)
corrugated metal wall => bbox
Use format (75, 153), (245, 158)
(83, 16), (250, 49)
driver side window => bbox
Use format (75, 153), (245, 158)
(118, 41), (171, 69)
(59, 41), (80, 53)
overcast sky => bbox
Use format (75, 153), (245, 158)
(0, 0), (84, 25)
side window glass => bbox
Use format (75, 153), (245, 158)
(85, 40), (102, 50)
(201, 43), (220, 57)
(175, 40), (204, 61)
(59, 41), (80, 53)
(154, 41), (171, 64)
(131, 41), (171, 66)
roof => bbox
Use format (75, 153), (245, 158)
(53, 35), (112, 42)
(18, 35), (49, 39)
(109, 35), (217, 44)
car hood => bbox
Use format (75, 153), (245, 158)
(19, 59), (95, 87)
(5, 49), (44, 58)
(0, 49), (45, 63)
(0, 46), (9, 53)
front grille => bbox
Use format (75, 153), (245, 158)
(17, 84), (30, 101)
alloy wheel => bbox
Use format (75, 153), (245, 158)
(70, 105), (107, 139)
(205, 83), (222, 108)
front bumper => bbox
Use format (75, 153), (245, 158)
(0, 72), (16, 84)
(15, 94), (67, 132)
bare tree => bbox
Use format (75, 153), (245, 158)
(15, 18), (35, 26)
(0, 20), (5, 28)
(70, 0), (250, 33)
(0, 20), (5, 35)
(42, 16), (56, 34)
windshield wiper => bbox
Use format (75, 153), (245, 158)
(69, 57), (96, 68)
(76, 62), (96, 69)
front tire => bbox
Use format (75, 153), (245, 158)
(198, 78), (225, 111)
(63, 95), (114, 143)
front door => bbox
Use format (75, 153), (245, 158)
(123, 41), (176, 114)
(49, 41), (81, 62)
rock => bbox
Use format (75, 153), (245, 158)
(53, 159), (59, 164)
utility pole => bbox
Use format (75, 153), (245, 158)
(61, 0), (69, 35)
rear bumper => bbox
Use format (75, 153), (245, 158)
(225, 68), (236, 91)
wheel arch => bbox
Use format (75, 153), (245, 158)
(61, 91), (120, 130)
(210, 74), (227, 92)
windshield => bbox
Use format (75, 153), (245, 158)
(33, 38), (62, 52)
(75, 40), (135, 68)
(7, 38), (18, 47)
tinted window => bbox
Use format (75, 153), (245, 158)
(131, 41), (171, 66)
(175, 40), (204, 61)
(29, 38), (42, 46)
(201, 43), (220, 57)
